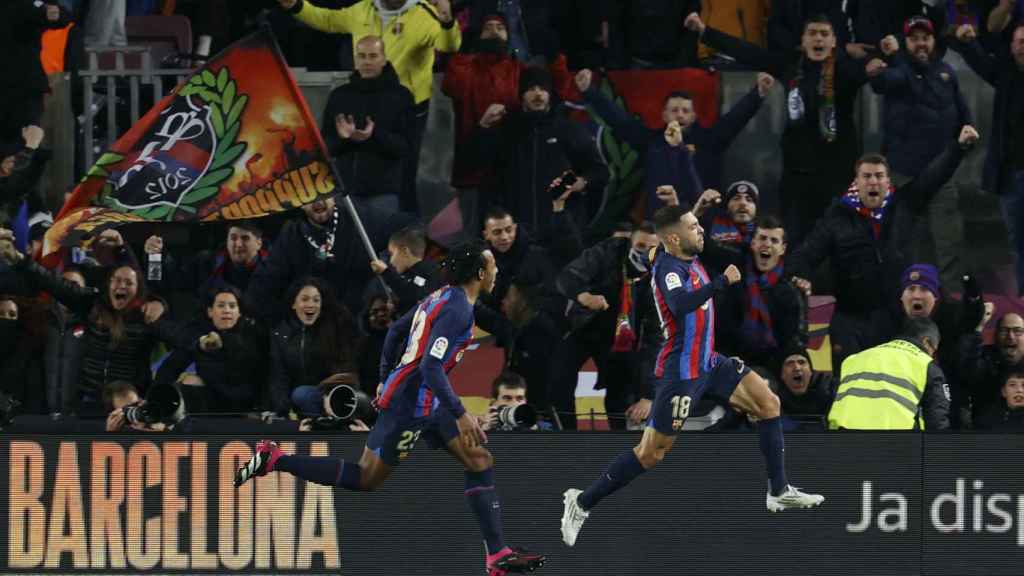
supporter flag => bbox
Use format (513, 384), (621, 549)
(43, 27), (338, 263)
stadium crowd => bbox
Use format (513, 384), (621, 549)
(1, 0), (1024, 434)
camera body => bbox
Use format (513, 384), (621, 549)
(493, 403), (537, 430)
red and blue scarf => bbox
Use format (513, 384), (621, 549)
(741, 255), (784, 351)
(709, 214), (755, 247)
(840, 183), (893, 240)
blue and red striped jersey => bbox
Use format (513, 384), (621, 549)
(377, 286), (474, 418)
(652, 250), (722, 380)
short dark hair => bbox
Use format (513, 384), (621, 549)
(204, 285), (243, 310)
(389, 226), (426, 258)
(802, 13), (835, 33)
(653, 205), (690, 234)
(1005, 370), (1024, 384)
(754, 214), (787, 244)
(482, 206), (513, 228)
(227, 220), (263, 238)
(899, 317), (941, 348)
(102, 380), (139, 411)
(61, 265), (86, 280)
(854, 153), (890, 174)
(491, 370), (527, 399)
(663, 91), (694, 106)
(634, 221), (656, 235)
(442, 242), (488, 286)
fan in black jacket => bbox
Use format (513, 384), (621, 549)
(553, 226), (661, 429)
(154, 287), (269, 414)
(787, 130), (977, 370)
(268, 277), (359, 417)
(472, 66), (608, 238)
(321, 40), (415, 212)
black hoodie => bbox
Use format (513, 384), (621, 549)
(321, 63), (415, 199)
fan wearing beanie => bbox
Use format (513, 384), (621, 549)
(472, 65), (607, 240)
(775, 346), (836, 420)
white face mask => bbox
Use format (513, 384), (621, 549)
(628, 247), (650, 273)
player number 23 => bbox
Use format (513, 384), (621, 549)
(396, 430), (422, 451)
(670, 395), (692, 419)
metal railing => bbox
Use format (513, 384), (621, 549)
(79, 45), (194, 169)
(77, 45), (350, 170)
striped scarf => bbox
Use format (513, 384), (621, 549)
(741, 255), (783, 351)
(709, 214), (755, 246)
(840, 184), (892, 240)
(788, 52), (837, 142)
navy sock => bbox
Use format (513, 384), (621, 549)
(464, 468), (505, 555)
(578, 449), (647, 511)
(275, 456), (365, 491)
(757, 416), (789, 496)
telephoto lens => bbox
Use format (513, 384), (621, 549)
(496, 404), (537, 429)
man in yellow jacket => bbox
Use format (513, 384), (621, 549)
(277, 0), (460, 212)
(828, 317), (951, 430)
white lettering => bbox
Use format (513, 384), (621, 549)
(847, 481), (873, 533)
(986, 494), (1012, 533)
(931, 478), (965, 534)
(878, 493), (908, 533)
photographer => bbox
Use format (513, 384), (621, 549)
(103, 380), (167, 433)
(479, 371), (550, 431)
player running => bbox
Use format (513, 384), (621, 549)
(236, 243), (545, 575)
(560, 205), (824, 547)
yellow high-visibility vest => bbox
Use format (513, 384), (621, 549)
(828, 339), (931, 430)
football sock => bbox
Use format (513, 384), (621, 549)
(465, 468), (505, 555)
(274, 456), (365, 491)
(757, 416), (789, 496)
(578, 449), (647, 510)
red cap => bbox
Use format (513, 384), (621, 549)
(904, 16), (935, 36)
(482, 13), (507, 27)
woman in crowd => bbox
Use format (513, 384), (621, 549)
(154, 286), (268, 413)
(269, 277), (360, 417)
(0, 229), (187, 417)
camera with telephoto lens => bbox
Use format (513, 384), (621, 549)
(308, 384), (375, 431)
(122, 384), (186, 427)
(494, 404), (537, 430)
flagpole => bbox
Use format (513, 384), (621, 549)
(262, 22), (380, 265)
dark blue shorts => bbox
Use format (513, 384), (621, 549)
(365, 407), (460, 466)
(649, 356), (750, 435)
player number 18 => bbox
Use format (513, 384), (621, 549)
(670, 395), (692, 419)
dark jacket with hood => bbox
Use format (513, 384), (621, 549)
(321, 63), (414, 199)
(154, 316), (269, 413)
(472, 103), (608, 237)
(787, 140), (966, 319)
(872, 50), (972, 177)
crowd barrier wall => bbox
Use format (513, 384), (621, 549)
(2, 433), (1023, 575)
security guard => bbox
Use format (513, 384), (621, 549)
(828, 317), (950, 430)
